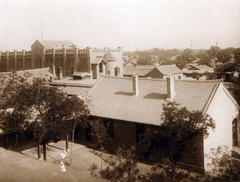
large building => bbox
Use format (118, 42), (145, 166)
(0, 40), (123, 79)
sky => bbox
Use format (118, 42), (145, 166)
(0, 0), (240, 51)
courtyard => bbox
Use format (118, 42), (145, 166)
(0, 139), (109, 182)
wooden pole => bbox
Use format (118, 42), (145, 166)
(70, 123), (76, 166)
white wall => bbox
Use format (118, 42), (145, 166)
(204, 83), (239, 170)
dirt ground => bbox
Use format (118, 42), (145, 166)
(0, 138), (109, 182)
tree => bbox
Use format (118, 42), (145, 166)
(174, 49), (195, 69)
(90, 146), (141, 182)
(198, 54), (212, 67)
(89, 120), (111, 171)
(204, 146), (240, 181)
(89, 102), (216, 181)
(27, 78), (89, 160)
(0, 71), (32, 147)
(139, 102), (215, 178)
(216, 49), (233, 63)
(137, 55), (153, 65)
(207, 46), (221, 58)
(1, 76), (89, 160)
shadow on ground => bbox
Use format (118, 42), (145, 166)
(0, 133), (37, 153)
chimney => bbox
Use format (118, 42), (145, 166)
(132, 73), (139, 96)
(166, 74), (176, 101)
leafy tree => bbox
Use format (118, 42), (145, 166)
(196, 50), (207, 59)
(89, 120), (111, 170)
(0, 71), (32, 147)
(90, 102), (216, 182)
(90, 146), (141, 182)
(139, 102), (215, 178)
(234, 48), (240, 64)
(174, 49), (195, 69)
(27, 78), (89, 160)
(0, 71), (32, 109)
(198, 54), (212, 67)
(137, 54), (153, 65)
(207, 46), (221, 58)
(204, 146), (240, 181)
(216, 49), (233, 63)
(1, 76), (89, 160)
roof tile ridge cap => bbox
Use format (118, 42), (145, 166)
(102, 75), (131, 80)
(176, 79), (222, 83)
(138, 77), (165, 81)
(87, 77), (103, 96)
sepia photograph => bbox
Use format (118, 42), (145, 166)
(0, 0), (240, 181)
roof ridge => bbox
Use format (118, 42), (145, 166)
(202, 82), (220, 114)
(173, 79), (222, 83)
(87, 77), (103, 96)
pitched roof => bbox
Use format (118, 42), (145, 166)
(61, 86), (91, 96)
(155, 65), (182, 75)
(124, 65), (182, 77)
(103, 52), (116, 61)
(88, 76), (219, 125)
(126, 62), (137, 68)
(37, 40), (76, 49)
(183, 64), (214, 74)
(91, 57), (107, 64)
(123, 65), (155, 76)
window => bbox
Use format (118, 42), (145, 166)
(105, 120), (114, 138)
(99, 62), (103, 73)
(115, 67), (120, 76)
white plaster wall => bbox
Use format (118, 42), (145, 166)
(89, 48), (123, 77)
(204, 83), (239, 169)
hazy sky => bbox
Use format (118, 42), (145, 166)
(0, 0), (240, 51)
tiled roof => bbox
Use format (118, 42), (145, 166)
(123, 68), (152, 76)
(126, 62), (136, 68)
(88, 76), (219, 126)
(103, 52), (116, 61)
(184, 64), (214, 74)
(155, 64), (182, 75)
(124, 65), (182, 77)
(123, 65), (155, 76)
(61, 86), (91, 96)
(39, 40), (76, 49)
(135, 65), (155, 70)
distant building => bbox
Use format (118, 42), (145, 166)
(183, 64), (214, 80)
(124, 64), (183, 79)
(124, 65), (155, 77)
(125, 62), (137, 68)
(145, 64), (183, 79)
(183, 64), (214, 74)
(0, 40), (123, 79)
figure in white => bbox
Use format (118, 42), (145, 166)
(60, 162), (66, 173)
(60, 150), (66, 159)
